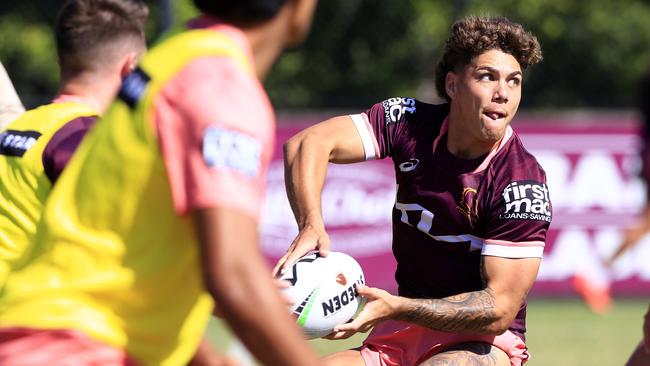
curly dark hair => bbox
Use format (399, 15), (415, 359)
(434, 16), (543, 102)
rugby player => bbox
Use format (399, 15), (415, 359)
(572, 70), (650, 314)
(0, 0), (147, 283)
(0, 0), (321, 365)
(576, 69), (650, 365)
(0, 2), (233, 363)
(275, 16), (549, 366)
(573, 68), (650, 314)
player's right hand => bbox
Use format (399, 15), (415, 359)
(325, 284), (398, 340)
(272, 223), (330, 277)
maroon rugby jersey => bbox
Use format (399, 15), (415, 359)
(350, 97), (552, 337)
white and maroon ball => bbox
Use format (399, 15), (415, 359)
(279, 251), (365, 339)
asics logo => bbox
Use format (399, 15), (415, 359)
(399, 159), (420, 172)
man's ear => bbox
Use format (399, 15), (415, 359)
(286, 0), (318, 47)
(445, 72), (457, 99)
(120, 52), (138, 78)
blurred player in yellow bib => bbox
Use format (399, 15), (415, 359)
(0, 1), (147, 284)
(0, 0), (322, 365)
(0, 1), (147, 364)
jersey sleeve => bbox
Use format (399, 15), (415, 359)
(155, 56), (274, 219)
(481, 163), (552, 259)
(349, 97), (418, 159)
(42, 116), (97, 184)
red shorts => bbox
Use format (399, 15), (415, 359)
(360, 321), (530, 366)
(0, 327), (139, 366)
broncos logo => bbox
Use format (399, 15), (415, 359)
(457, 187), (478, 224)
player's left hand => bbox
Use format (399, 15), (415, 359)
(324, 284), (403, 340)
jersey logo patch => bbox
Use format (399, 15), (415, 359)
(382, 97), (416, 123)
(0, 130), (41, 157)
(398, 158), (419, 172)
(202, 126), (262, 177)
(499, 180), (551, 222)
(457, 187), (479, 224)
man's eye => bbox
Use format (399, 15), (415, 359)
(509, 78), (522, 87)
(479, 74), (492, 81)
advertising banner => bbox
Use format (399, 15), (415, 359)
(262, 116), (650, 296)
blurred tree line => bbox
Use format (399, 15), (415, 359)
(1, 0), (650, 110)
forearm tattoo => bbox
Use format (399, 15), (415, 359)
(395, 288), (498, 333)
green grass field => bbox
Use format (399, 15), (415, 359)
(206, 298), (647, 365)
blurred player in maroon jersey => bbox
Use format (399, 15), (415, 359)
(275, 16), (547, 366)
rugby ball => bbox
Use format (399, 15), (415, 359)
(279, 251), (365, 339)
